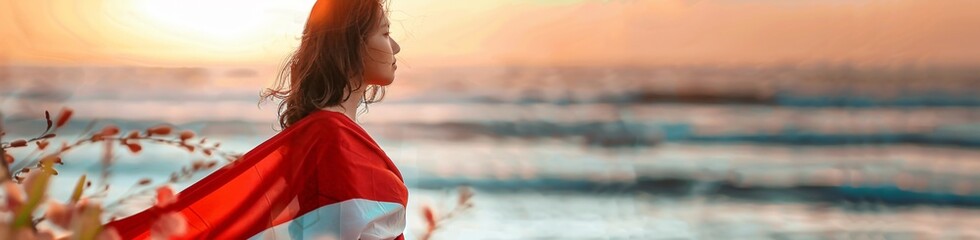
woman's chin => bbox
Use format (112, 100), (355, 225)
(367, 78), (394, 86)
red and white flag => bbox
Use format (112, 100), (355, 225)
(105, 110), (409, 239)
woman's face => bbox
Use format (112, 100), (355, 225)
(362, 16), (400, 86)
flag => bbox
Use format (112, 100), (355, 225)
(105, 110), (409, 239)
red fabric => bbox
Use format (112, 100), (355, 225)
(105, 110), (408, 239)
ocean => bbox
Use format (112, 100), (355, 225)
(2, 65), (979, 239)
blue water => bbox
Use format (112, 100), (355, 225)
(4, 81), (980, 238)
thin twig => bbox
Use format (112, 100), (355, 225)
(10, 135), (238, 176)
(0, 111), (11, 181)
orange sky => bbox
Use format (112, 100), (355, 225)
(2, 0), (979, 67)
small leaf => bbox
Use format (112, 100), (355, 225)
(10, 139), (28, 147)
(71, 174), (87, 203)
(147, 125), (172, 136)
(155, 186), (176, 208)
(100, 124), (120, 136)
(457, 186), (473, 206)
(138, 178), (152, 185)
(422, 205), (437, 230)
(74, 201), (105, 240)
(44, 200), (72, 228)
(191, 161), (205, 171)
(41, 133), (56, 139)
(14, 164), (54, 229)
(55, 107), (73, 128)
(179, 130), (195, 141)
(4, 181), (25, 211)
(91, 133), (106, 141)
(126, 130), (140, 139)
(126, 143), (142, 154)
(36, 140), (49, 150)
(44, 110), (53, 131)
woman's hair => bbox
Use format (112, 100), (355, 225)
(260, 0), (390, 129)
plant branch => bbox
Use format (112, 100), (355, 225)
(0, 111), (11, 181)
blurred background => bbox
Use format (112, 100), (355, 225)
(3, 0), (980, 239)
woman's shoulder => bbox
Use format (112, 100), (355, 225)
(298, 109), (347, 126)
(288, 110), (356, 134)
(287, 110), (375, 148)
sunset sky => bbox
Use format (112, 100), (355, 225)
(2, 0), (979, 67)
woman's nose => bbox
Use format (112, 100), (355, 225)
(390, 38), (401, 54)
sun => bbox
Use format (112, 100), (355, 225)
(132, 0), (270, 40)
(121, 0), (318, 64)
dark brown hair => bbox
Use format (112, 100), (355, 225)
(260, 0), (389, 130)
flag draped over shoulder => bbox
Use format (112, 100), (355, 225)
(105, 110), (409, 240)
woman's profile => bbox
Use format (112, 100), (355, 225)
(104, 0), (407, 239)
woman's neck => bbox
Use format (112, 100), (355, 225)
(320, 88), (364, 122)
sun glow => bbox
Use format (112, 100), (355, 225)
(4, 0), (980, 67)
(133, 0), (270, 40)
(111, 0), (317, 64)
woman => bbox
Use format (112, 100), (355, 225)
(105, 0), (407, 239)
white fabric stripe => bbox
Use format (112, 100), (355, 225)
(248, 198), (406, 240)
